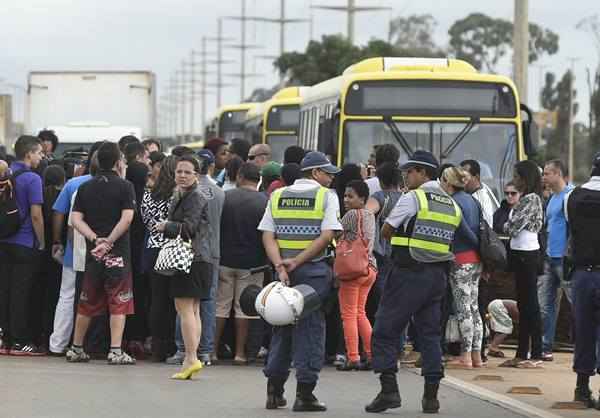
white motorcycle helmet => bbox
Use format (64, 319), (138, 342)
(255, 282), (321, 326)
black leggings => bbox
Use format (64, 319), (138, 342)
(511, 249), (542, 359)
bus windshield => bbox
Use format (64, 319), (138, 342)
(219, 110), (248, 141)
(343, 120), (517, 200)
(267, 134), (298, 163)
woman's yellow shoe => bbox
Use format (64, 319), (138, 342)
(171, 361), (203, 380)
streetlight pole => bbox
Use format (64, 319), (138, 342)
(513, 0), (529, 102)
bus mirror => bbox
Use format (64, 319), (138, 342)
(520, 103), (538, 157)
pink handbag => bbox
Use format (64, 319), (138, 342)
(334, 210), (370, 281)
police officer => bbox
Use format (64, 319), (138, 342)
(366, 150), (462, 414)
(258, 151), (342, 412)
(565, 152), (600, 409)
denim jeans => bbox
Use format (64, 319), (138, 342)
(537, 256), (574, 353)
(175, 260), (218, 354)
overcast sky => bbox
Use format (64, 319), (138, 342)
(1, 0), (598, 131)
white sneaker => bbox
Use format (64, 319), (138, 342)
(107, 351), (136, 365)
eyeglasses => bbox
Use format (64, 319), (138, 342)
(505, 191), (518, 196)
(248, 153), (269, 161)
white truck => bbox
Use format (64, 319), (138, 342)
(26, 71), (156, 155)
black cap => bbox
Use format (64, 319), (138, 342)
(400, 150), (439, 170)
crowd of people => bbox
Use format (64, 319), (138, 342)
(0, 130), (599, 412)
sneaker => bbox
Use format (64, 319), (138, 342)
(257, 346), (269, 359)
(541, 352), (554, 362)
(199, 353), (213, 366)
(166, 350), (185, 365)
(333, 354), (346, 367)
(9, 343), (46, 356)
(107, 351), (136, 365)
(66, 348), (91, 363)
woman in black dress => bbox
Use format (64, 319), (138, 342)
(156, 155), (212, 379)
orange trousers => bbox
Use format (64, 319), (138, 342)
(338, 268), (377, 362)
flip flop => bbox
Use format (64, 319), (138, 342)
(445, 360), (473, 369)
(516, 360), (544, 369)
(487, 349), (505, 358)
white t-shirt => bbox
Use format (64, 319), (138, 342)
(258, 179), (342, 233)
(68, 191), (86, 272)
(366, 176), (382, 196)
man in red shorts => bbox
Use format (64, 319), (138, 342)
(68, 141), (137, 365)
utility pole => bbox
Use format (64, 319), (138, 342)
(567, 57), (581, 179)
(311, 0), (391, 45)
(207, 18), (235, 108)
(175, 68), (187, 143)
(225, 0), (262, 101)
(532, 63), (548, 109)
(513, 0), (529, 103)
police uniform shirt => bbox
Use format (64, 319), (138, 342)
(258, 179), (343, 233)
(385, 180), (446, 230)
(564, 176), (600, 222)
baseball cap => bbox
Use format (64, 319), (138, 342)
(260, 161), (282, 179)
(300, 151), (340, 174)
(400, 150), (439, 170)
(197, 149), (215, 165)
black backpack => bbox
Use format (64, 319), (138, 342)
(0, 169), (28, 239)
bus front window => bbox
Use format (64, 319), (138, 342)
(343, 121), (517, 201)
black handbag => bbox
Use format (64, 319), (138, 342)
(476, 202), (507, 272)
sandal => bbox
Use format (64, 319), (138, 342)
(445, 360), (473, 369)
(516, 360), (544, 369)
(487, 349), (505, 358)
(499, 357), (522, 368)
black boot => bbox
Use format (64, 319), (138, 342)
(365, 373), (402, 413)
(266, 378), (287, 409)
(422, 382), (440, 413)
(336, 359), (360, 371)
(292, 382), (327, 412)
(574, 386), (597, 408)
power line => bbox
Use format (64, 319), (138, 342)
(311, 0), (391, 45)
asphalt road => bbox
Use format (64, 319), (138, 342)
(0, 357), (528, 418)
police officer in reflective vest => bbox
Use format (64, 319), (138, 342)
(258, 151), (342, 412)
(366, 150), (462, 414)
(565, 152), (600, 409)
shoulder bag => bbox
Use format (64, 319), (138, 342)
(154, 193), (195, 276)
(334, 210), (370, 281)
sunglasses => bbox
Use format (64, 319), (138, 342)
(505, 191), (518, 196)
(248, 153), (269, 161)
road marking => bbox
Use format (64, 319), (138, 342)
(442, 375), (564, 418)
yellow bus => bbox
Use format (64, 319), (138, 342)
(298, 57), (537, 199)
(243, 87), (307, 162)
(211, 102), (259, 142)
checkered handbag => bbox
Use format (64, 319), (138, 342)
(154, 230), (194, 276)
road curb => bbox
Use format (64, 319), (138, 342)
(442, 374), (565, 418)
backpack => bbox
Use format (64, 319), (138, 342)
(0, 169), (28, 239)
(476, 201), (507, 272)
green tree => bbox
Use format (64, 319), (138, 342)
(448, 13), (559, 72)
(591, 70), (600, 151)
(540, 70), (578, 161)
(389, 14), (441, 53)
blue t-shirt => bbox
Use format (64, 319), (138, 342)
(52, 174), (92, 268)
(546, 185), (573, 258)
(0, 161), (44, 248)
